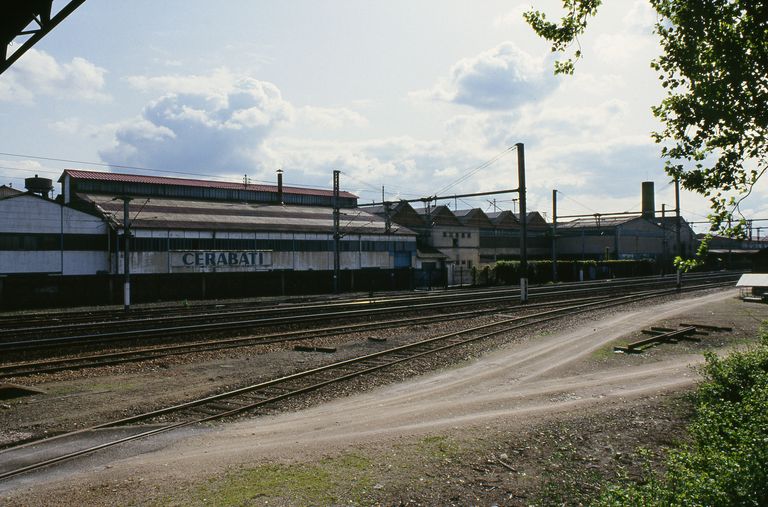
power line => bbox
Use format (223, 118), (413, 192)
(557, 191), (598, 214)
(0, 151), (238, 181)
(0, 151), (350, 192)
(435, 145), (517, 196)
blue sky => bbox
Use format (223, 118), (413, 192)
(1, 0), (765, 232)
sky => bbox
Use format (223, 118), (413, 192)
(1, 0), (766, 233)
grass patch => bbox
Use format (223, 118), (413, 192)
(415, 434), (462, 461)
(592, 345), (617, 360)
(186, 453), (375, 506)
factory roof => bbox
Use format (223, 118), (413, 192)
(60, 169), (358, 199)
(486, 210), (520, 228)
(557, 215), (651, 229)
(78, 193), (414, 236)
(413, 205), (463, 226)
(453, 208), (494, 228)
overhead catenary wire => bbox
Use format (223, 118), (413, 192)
(434, 145), (517, 197)
(0, 151), (344, 192)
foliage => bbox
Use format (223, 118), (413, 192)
(489, 259), (655, 284)
(596, 331), (768, 506)
(526, 1), (768, 261)
(523, 0), (602, 75)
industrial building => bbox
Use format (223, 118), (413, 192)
(556, 215), (697, 262)
(0, 171), (740, 309)
(0, 170), (417, 308)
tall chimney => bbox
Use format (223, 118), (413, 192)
(641, 181), (655, 219)
(276, 169), (283, 204)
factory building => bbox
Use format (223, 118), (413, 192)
(554, 182), (697, 262)
(0, 170), (417, 308)
(480, 211), (550, 263)
(0, 171), (729, 308)
(368, 202), (553, 286)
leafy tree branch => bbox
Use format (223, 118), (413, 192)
(525, 0), (768, 261)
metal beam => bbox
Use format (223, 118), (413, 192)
(360, 188), (519, 208)
(1, 0), (86, 76)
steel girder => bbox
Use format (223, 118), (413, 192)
(1, 0), (86, 76)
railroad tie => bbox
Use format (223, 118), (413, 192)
(614, 326), (698, 354)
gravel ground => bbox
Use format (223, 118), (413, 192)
(1, 287), (766, 505)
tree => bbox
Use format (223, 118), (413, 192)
(525, 1), (768, 264)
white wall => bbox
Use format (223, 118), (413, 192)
(0, 194), (109, 275)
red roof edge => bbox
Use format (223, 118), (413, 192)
(59, 169), (358, 199)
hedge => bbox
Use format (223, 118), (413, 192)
(473, 259), (657, 286)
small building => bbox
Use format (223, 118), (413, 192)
(0, 191), (109, 275)
(414, 205), (477, 285)
(736, 273), (768, 302)
(0, 184), (22, 199)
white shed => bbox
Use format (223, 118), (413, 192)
(736, 273), (768, 302)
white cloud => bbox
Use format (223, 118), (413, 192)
(298, 106), (368, 129)
(100, 73), (292, 174)
(623, 0), (657, 34)
(0, 49), (109, 104)
(493, 5), (530, 28)
(414, 42), (560, 110)
(594, 32), (655, 66)
(126, 68), (240, 97)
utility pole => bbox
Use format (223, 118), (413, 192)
(661, 204), (667, 276)
(119, 196), (132, 311)
(333, 170), (341, 294)
(551, 189), (557, 283)
(674, 177), (682, 290)
(516, 142), (528, 303)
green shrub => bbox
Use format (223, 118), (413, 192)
(486, 259), (655, 285)
(597, 330), (768, 506)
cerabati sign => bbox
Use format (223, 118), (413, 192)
(170, 250), (272, 272)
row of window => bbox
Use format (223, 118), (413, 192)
(0, 232), (417, 254)
(442, 231), (472, 238)
(120, 237), (417, 253)
(0, 233), (107, 251)
(73, 181), (358, 208)
(479, 229), (550, 238)
(478, 237), (551, 248)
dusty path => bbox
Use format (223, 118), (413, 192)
(143, 290), (727, 462)
(2, 289), (761, 504)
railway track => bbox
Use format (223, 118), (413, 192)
(0, 271), (737, 334)
(0, 279), (736, 481)
(0, 272), (739, 354)
(0, 295), (613, 378)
